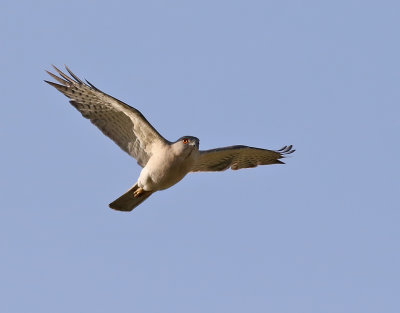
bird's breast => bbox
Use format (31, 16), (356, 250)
(138, 148), (196, 191)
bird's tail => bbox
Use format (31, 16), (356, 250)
(109, 183), (153, 212)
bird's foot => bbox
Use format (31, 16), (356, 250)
(133, 187), (145, 198)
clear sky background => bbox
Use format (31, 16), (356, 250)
(1, 1), (399, 312)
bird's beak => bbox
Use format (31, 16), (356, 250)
(190, 140), (199, 149)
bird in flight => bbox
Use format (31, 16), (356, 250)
(45, 66), (295, 212)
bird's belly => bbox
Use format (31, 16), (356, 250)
(138, 164), (190, 191)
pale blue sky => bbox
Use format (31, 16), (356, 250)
(1, 1), (399, 312)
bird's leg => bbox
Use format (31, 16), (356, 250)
(133, 187), (145, 198)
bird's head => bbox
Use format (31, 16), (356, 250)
(172, 136), (200, 157)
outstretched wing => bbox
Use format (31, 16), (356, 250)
(45, 65), (168, 167)
(191, 145), (295, 172)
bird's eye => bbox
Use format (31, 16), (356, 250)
(182, 138), (189, 144)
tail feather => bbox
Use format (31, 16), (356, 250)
(109, 183), (153, 212)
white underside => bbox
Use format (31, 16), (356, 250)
(137, 143), (199, 191)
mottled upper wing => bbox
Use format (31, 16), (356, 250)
(191, 145), (295, 172)
(45, 65), (168, 167)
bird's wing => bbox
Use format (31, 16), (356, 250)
(191, 145), (295, 172)
(45, 65), (168, 167)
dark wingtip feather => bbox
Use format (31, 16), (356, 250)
(85, 79), (99, 91)
(277, 145), (295, 156)
(51, 65), (74, 83)
(47, 64), (97, 91)
(46, 70), (70, 85)
(280, 145), (293, 153)
(44, 80), (63, 88)
(65, 65), (84, 84)
(45, 80), (71, 96)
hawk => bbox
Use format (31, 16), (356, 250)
(45, 66), (295, 212)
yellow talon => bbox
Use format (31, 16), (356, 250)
(133, 187), (145, 198)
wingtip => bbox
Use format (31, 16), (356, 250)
(277, 145), (295, 155)
(44, 79), (58, 87)
(51, 64), (61, 73)
(85, 79), (99, 90)
(65, 65), (84, 84)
